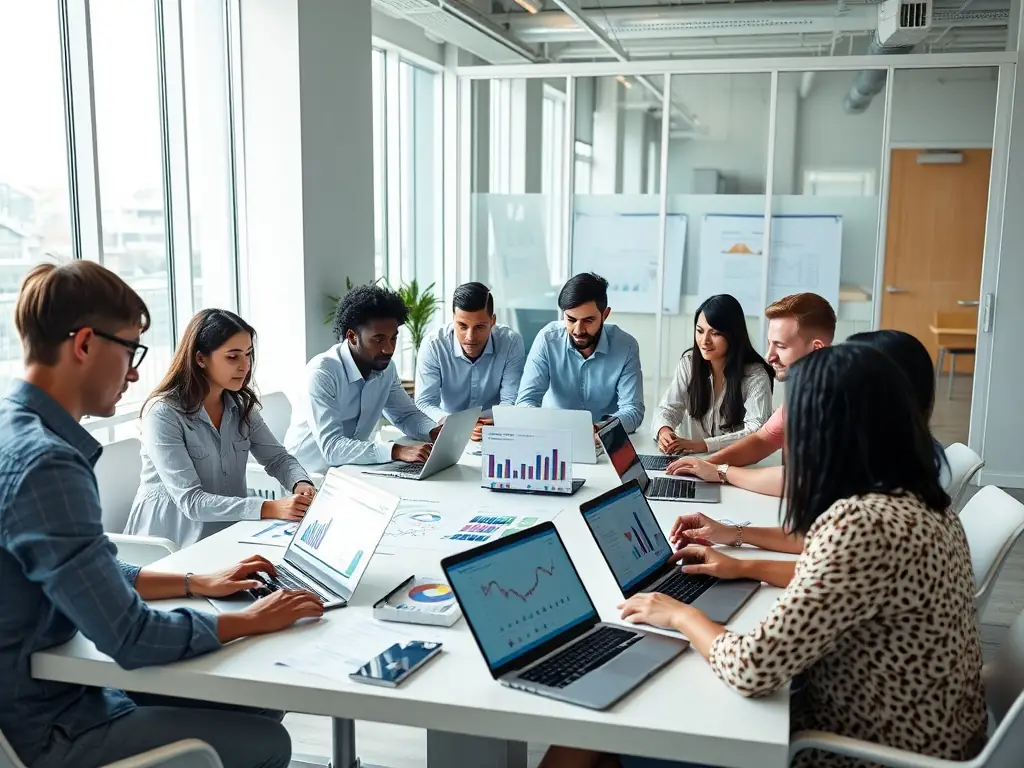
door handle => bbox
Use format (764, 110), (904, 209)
(885, 286), (908, 294)
(957, 300), (980, 307)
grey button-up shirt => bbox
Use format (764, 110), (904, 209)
(124, 394), (310, 548)
(284, 341), (437, 474)
(414, 323), (525, 422)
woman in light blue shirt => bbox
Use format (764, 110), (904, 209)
(125, 309), (315, 549)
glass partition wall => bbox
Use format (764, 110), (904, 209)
(459, 63), (1001, 436)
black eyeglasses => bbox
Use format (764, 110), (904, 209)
(68, 328), (148, 369)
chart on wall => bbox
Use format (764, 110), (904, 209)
(697, 214), (842, 315)
(570, 212), (687, 314)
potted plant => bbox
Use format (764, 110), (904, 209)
(324, 278), (439, 396)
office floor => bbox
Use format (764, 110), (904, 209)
(284, 374), (1023, 766)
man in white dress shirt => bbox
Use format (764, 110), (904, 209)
(285, 284), (440, 474)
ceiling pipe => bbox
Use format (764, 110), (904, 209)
(438, 0), (541, 61)
(844, 33), (913, 114)
(547, 0), (699, 129)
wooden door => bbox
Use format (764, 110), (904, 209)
(880, 149), (990, 373)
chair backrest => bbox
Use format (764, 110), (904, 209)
(978, 609), (1024, 766)
(94, 437), (143, 534)
(959, 486), (1024, 608)
(0, 729), (25, 768)
(945, 442), (984, 509)
(107, 533), (178, 568)
(259, 392), (292, 443)
(935, 309), (977, 330)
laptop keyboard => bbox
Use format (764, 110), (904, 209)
(374, 461), (424, 476)
(639, 454), (679, 471)
(253, 567), (335, 604)
(519, 626), (640, 689)
(647, 476), (697, 499)
(657, 570), (717, 604)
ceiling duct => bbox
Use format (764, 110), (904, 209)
(372, 0), (539, 63)
(845, 0), (932, 114)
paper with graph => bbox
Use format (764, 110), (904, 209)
(698, 213), (842, 314)
(379, 498), (561, 554)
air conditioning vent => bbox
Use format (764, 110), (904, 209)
(877, 0), (932, 46)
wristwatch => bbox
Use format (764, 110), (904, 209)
(716, 464), (730, 484)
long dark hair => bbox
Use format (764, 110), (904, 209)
(144, 309), (260, 431)
(782, 344), (950, 535)
(846, 329), (936, 419)
(686, 294), (774, 428)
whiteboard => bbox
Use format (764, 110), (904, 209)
(487, 195), (554, 307)
(698, 214), (842, 315)
(570, 212), (687, 314)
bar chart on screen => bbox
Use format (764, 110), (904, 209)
(481, 427), (574, 493)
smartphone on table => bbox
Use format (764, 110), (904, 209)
(349, 641), (443, 688)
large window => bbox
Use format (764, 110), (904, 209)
(0, 1), (73, 390)
(91, 0), (173, 403)
(542, 87), (566, 285)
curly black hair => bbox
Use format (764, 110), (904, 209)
(332, 284), (409, 342)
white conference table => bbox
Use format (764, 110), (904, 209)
(33, 452), (794, 768)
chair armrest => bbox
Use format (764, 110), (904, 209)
(789, 731), (959, 768)
(102, 738), (223, 768)
(107, 534), (179, 568)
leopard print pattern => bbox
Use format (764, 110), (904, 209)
(709, 492), (987, 767)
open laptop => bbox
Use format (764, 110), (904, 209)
(441, 522), (686, 710)
(364, 407), (481, 480)
(597, 420), (720, 503)
(481, 426), (586, 497)
(492, 406), (598, 465)
(209, 471), (400, 612)
(580, 480), (760, 623)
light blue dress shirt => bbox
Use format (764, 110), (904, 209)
(125, 394), (311, 549)
(285, 341), (437, 474)
(515, 321), (645, 434)
(414, 323), (526, 422)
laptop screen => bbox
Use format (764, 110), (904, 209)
(582, 483), (672, 591)
(288, 475), (392, 587)
(444, 527), (597, 670)
(597, 420), (649, 491)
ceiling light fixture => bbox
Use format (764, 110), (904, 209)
(616, 74), (632, 89)
(513, 0), (543, 13)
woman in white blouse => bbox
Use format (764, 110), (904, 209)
(124, 309), (315, 549)
(652, 294), (774, 455)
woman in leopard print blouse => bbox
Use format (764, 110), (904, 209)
(541, 343), (986, 768)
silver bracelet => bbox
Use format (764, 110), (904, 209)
(731, 525), (744, 548)
(184, 572), (194, 598)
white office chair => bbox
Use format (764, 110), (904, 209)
(106, 533), (178, 568)
(95, 437), (143, 534)
(959, 486), (1024, 614)
(0, 733), (223, 768)
(789, 607), (1024, 767)
(259, 392), (292, 443)
(945, 443), (985, 510)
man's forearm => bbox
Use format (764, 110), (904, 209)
(724, 466), (784, 498)
(707, 433), (774, 466)
(135, 568), (187, 601)
(739, 558), (797, 589)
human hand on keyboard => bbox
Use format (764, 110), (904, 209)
(670, 512), (729, 548)
(240, 589), (324, 633)
(617, 592), (690, 632)
(189, 555), (278, 598)
(670, 545), (744, 581)
(393, 442), (432, 463)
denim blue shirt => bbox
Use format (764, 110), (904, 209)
(414, 323), (525, 422)
(285, 341), (437, 474)
(515, 321), (645, 433)
(0, 380), (221, 766)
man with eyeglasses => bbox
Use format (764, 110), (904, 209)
(0, 261), (321, 768)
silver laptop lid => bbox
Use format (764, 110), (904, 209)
(418, 406), (481, 476)
(283, 470), (401, 602)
